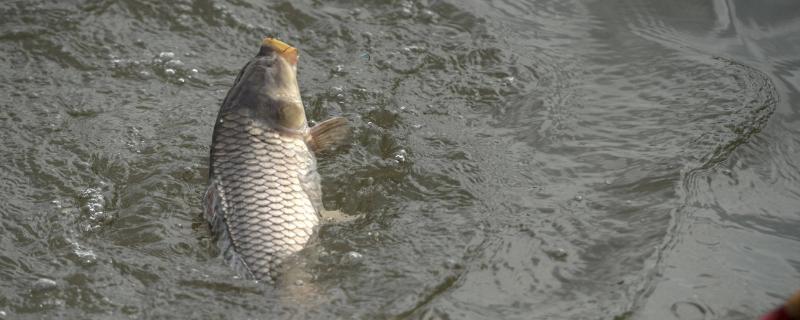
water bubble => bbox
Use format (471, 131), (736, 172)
(71, 240), (97, 265)
(165, 59), (184, 68)
(420, 9), (437, 21)
(443, 258), (463, 269)
(394, 149), (408, 163)
(546, 248), (568, 261)
(294, 279), (304, 286)
(164, 68), (176, 76)
(604, 179), (612, 185)
(32, 278), (57, 291)
(347, 251), (362, 259)
(574, 195), (583, 201)
(399, 7), (413, 18)
(158, 51), (175, 60)
(191, 68), (199, 74)
(139, 70), (150, 77)
(0, 310), (6, 317)
(332, 64), (345, 74)
(81, 187), (105, 216)
(176, 13), (192, 28)
(79, 187), (112, 230)
(177, 78), (185, 84)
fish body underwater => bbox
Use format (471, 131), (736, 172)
(204, 38), (350, 282)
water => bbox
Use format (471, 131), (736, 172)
(1, 0), (798, 319)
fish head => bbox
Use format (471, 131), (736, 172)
(220, 37), (307, 132)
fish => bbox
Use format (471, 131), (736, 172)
(203, 37), (350, 282)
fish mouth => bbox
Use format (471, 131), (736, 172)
(262, 37), (298, 65)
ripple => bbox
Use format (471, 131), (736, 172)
(670, 301), (710, 320)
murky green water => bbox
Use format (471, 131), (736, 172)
(1, 0), (799, 319)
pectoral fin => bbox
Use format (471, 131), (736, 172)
(308, 117), (351, 154)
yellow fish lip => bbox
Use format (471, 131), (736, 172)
(262, 37), (298, 65)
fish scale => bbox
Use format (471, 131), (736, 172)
(206, 110), (321, 281)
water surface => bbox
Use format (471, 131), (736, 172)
(1, 0), (798, 319)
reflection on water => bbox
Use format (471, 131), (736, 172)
(0, 0), (798, 319)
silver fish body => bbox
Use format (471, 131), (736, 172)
(205, 110), (321, 281)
